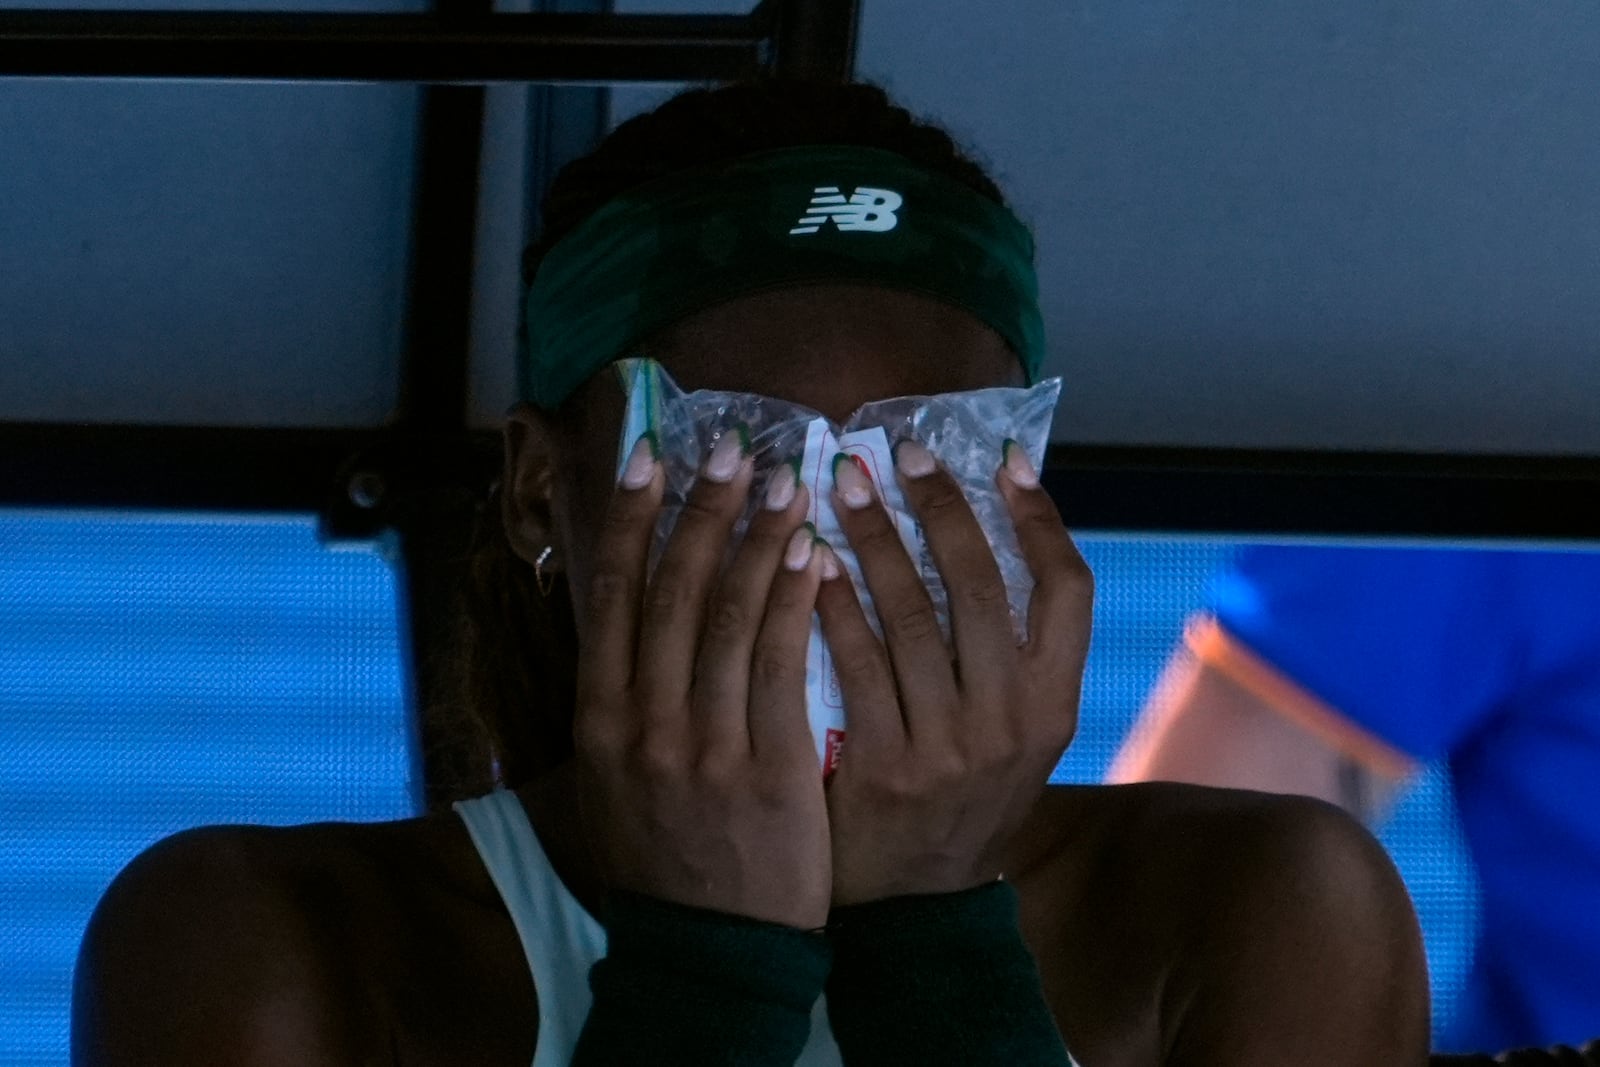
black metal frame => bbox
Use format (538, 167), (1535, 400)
(6, 424), (1597, 539)
(0, 11), (768, 82)
(0, 0), (863, 83)
(1039, 446), (1600, 540)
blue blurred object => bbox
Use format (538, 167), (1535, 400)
(1057, 535), (1479, 1048)
(1212, 544), (1600, 1052)
(0, 511), (416, 1067)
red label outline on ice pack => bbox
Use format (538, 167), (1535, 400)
(823, 729), (846, 777)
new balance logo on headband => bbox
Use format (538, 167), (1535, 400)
(789, 186), (903, 235)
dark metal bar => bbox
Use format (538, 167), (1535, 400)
(6, 426), (1599, 541)
(764, 0), (860, 82)
(1042, 444), (1600, 540)
(395, 89), (483, 432)
(0, 424), (393, 513)
(0, 423), (500, 518)
(388, 0), (495, 806)
(0, 11), (765, 82)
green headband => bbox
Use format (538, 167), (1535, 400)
(520, 145), (1044, 409)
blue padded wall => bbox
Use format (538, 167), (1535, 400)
(0, 511), (417, 1066)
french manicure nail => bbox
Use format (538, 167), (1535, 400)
(894, 439), (937, 479)
(765, 457), (800, 511)
(831, 453), (875, 509)
(1002, 438), (1040, 489)
(704, 427), (749, 483)
(784, 523), (817, 571)
(619, 433), (657, 490)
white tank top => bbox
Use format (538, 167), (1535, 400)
(452, 788), (844, 1067)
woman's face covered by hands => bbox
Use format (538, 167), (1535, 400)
(502, 283), (1090, 921)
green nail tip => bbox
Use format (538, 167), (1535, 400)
(833, 452), (873, 486)
(801, 521), (818, 537)
(641, 429), (662, 460)
(733, 423), (753, 455)
(786, 454), (804, 480)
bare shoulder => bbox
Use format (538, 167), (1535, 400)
(1013, 783), (1430, 1067)
(72, 820), (388, 1066)
(71, 811), (524, 1067)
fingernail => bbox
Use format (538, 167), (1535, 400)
(1001, 439), (1039, 489)
(620, 432), (658, 490)
(765, 456), (801, 511)
(831, 453), (875, 510)
(704, 425), (751, 483)
(893, 439), (937, 479)
(816, 539), (842, 581)
(784, 523), (817, 571)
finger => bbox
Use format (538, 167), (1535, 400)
(635, 426), (755, 715)
(813, 542), (905, 759)
(692, 461), (812, 752)
(891, 439), (1016, 694)
(746, 522), (826, 765)
(576, 432), (664, 731)
(997, 440), (1095, 676)
(829, 451), (957, 738)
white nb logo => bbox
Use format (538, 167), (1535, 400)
(789, 186), (903, 235)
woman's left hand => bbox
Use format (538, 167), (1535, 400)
(819, 439), (1094, 906)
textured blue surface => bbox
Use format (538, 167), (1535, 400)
(0, 511), (416, 1067)
(0, 515), (1477, 1062)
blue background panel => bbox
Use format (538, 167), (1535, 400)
(0, 511), (416, 1067)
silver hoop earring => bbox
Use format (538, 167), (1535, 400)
(534, 545), (555, 598)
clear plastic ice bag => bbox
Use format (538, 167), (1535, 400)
(612, 357), (1062, 771)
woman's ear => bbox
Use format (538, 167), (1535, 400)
(501, 404), (563, 571)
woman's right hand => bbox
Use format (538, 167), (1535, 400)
(572, 431), (833, 931)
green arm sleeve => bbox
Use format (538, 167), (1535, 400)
(825, 880), (1074, 1066)
(573, 892), (832, 1067)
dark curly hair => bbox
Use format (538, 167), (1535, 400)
(432, 79), (1012, 804)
